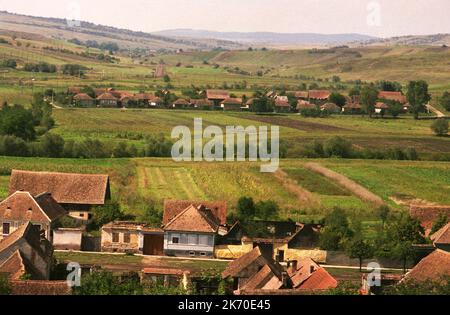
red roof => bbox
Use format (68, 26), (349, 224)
(275, 99), (290, 107)
(0, 250), (26, 280)
(308, 90), (331, 100)
(378, 91), (407, 104)
(96, 92), (117, 100)
(163, 200), (227, 225)
(375, 102), (389, 109)
(431, 222), (450, 245)
(296, 267), (337, 290)
(297, 100), (316, 110)
(404, 250), (450, 283)
(221, 98), (243, 105)
(0, 191), (66, 223)
(294, 91), (309, 99)
(206, 90), (230, 100)
(163, 204), (220, 233)
(73, 93), (93, 101)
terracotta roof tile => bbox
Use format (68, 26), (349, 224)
(96, 92), (117, 100)
(430, 222), (450, 245)
(378, 91), (407, 104)
(240, 265), (278, 291)
(173, 98), (190, 105)
(221, 98), (243, 105)
(275, 99), (290, 107)
(206, 90), (230, 100)
(9, 170), (110, 205)
(297, 100), (316, 110)
(404, 250), (450, 283)
(410, 205), (450, 235)
(163, 205), (219, 233)
(0, 222), (31, 253)
(308, 90), (331, 100)
(73, 93), (93, 101)
(296, 267), (337, 290)
(163, 200), (227, 225)
(0, 250), (26, 280)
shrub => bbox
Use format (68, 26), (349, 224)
(0, 135), (29, 156)
(39, 133), (65, 158)
(431, 119), (449, 136)
(440, 91), (450, 111)
(2, 59), (17, 69)
(324, 136), (353, 158)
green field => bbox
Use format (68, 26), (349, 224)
(1, 157), (449, 223)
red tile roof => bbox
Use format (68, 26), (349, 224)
(173, 98), (190, 105)
(68, 87), (82, 94)
(221, 98), (243, 105)
(134, 93), (154, 101)
(9, 170), (110, 205)
(375, 102), (389, 109)
(163, 205), (219, 233)
(163, 200), (227, 225)
(0, 223), (30, 253)
(206, 90), (230, 100)
(343, 102), (363, 109)
(403, 249), (450, 283)
(378, 91), (407, 104)
(240, 265), (282, 292)
(0, 250), (26, 280)
(191, 99), (213, 107)
(73, 93), (93, 101)
(275, 99), (290, 107)
(297, 100), (316, 110)
(0, 191), (66, 224)
(296, 267), (337, 290)
(308, 90), (331, 100)
(96, 92), (117, 100)
(430, 222), (450, 245)
(294, 91), (309, 99)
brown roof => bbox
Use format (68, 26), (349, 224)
(10, 280), (71, 295)
(404, 250), (450, 283)
(102, 221), (163, 233)
(221, 98), (243, 105)
(96, 92), (117, 100)
(289, 258), (320, 287)
(173, 98), (190, 105)
(93, 88), (108, 97)
(246, 98), (255, 106)
(163, 205), (219, 233)
(206, 90), (230, 100)
(275, 99), (290, 107)
(430, 222), (450, 245)
(308, 90), (331, 100)
(297, 100), (316, 110)
(0, 191), (66, 223)
(163, 199), (227, 225)
(0, 250), (26, 280)
(294, 91), (309, 99)
(240, 265), (282, 292)
(9, 170), (110, 205)
(0, 222), (30, 253)
(378, 91), (407, 104)
(134, 93), (154, 100)
(73, 93), (93, 101)
(296, 267), (337, 290)
(410, 205), (450, 235)
(222, 247), (283, 279)
(68, 87), (82, 94)
(343, 102), (363, 109)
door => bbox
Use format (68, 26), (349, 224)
(143, 234), (164, 256)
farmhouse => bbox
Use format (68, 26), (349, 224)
(0, 191), (66, 241)
(430, 222), (450, 251)
(172, 98), (191, 109)
(101, 221), (164, 255)
(296, 100), (316, 111)
(134, 93), (154, 106)
(402, 249), (450, 283)
(220, 98), (243, 111)
(8, 170), (111, 223)
(97, 92), (118, 107)
(342, 102), (363, 114)
(190, 99), (213, 109)
(378, 91), (407, 104)
(206, 89), (230, 107)
(149, 96), (163, 107)
(274, 98), (290, 113)
(0, 222), (53, 280)
(308, 90), (331, 102)
(73, 93), (94, 107)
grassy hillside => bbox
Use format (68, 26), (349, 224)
(1, 157), (449, 221)
(51, 108), (450, 156)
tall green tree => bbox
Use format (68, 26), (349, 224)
(346, 238), (374, 271)
(360, 86), (379, 118)
(0, 105), (36, 140)
(407, 80), (431, 119)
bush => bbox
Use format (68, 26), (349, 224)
(0, 104), (36, 140)
(439, 91), (450, 111)
(39, 133), (65, 157)
(0, 135), (29, 156)
(2, 59), (17, 69)
(324, 136), (353, 158)
(431, 119), (449, 136)
(144, 134), (173, 157)
(62, 64), (87, 76)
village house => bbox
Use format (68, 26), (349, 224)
(206, 90), (230, 108)
(378, 91), (407, 104)
(120, 94), (135, 107)
(430, 222), (450, 252)
(308, 90), (331, 103)
(134, 93), (154, 107)
(149, 96), (163, 108)
(375, 102), (389, 114)
(274, 98), (291, 113)
(101, 221), (164, 255)
(190, 99), (213, 110)
(290, 91), (309, 100)
(321, 102), (341, 113)
(221, 246), (336, 295)
(73, 93), (95, 107)
(0, 222), (53, 280)
(162, 200), (227, 258)
(8, 170), (111, 223)
(220, 98), (243, 111)
(0, 191), (66, 242)
(172, 98), (191, 109)
(342, 102), (363, 114)
(296, 100), (316, 111)
(97, 92), (118, 107)
(218, 220), (322, 262)
(402, 249), (450, 283)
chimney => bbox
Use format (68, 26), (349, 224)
(281, 271), (289, 288)
(288, 260), (298, 274)
(310, 265), (315, 274)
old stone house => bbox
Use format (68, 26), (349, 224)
(8, 170), (111, 223)
(0, 191), (66, 242)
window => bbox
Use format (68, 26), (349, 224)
(2, 222), (10, 235)
(188, 234), (198, 245)
(198, 235), (209, 246)
(112, 232), (119, 243)
(200, 252), (206, 257)
(123, 233), (131, 243)
(180, 234), (188, 244)
(79, 213), (85, 218)
(189, 251), (195, 257)
(172, 236), (180, 244)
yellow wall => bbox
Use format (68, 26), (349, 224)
(214, 244), (253, 259)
